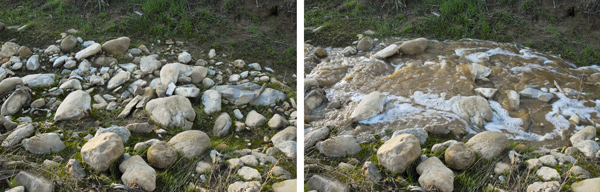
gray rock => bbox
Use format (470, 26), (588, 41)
(475, 88), (497, 98)
(520, 88), (554, 102)
(191, 66), (208, 84)
(81, 132), (124, 171)
(356, 36), (374, 51)
(570, 166), (591, 179)
(233, 109), (244, 119)
(14, 171), (54, 192)
(26, 55), (40, 70)
(0, 77), (23, 95)
(228, 181), (260, 192)
(146, 95), (195, 130)
(245, 110), (266, 128)
(494, 162), (510, 175)
(22, 133), (66, 154)
(316, 135), (361, 157)
(268, 114), (288, 130)
(377, 134), (421, 173)
(5, 186), (24, 192)
(126, 122), (152, 133)
(89, 75), (104, 86)
(237, 166), (261, 181)
(44, 45), (61, 55)
(271, 126), (296, 146)
(22, 74), (55, 88)
(228, 158), (244, 169)
(374, 44), (399, 59)
(240, 155), (259, 167)
(527, 158), (543, 170)
(66, 159), (86, 179)
(178, 51), (192, 63)
(276, 141), (297, 158)
(1, 87), (31, 116)
(539, 155), (558, 166)
(1, 123), (35, 148)
(202, 78), (214, 88)
(213, 83), (285, 106)
(416, 157), (454, 192)
(30, 98), (45, 108)
(54, 90), (91, 121)
(107, 71), (130, 90)
(526, 181), (560, 192)
(168, 130), (211, 159)
(208, 49), (216, 59)
(342, 46), (358, 55)
(59, 79), (82, 90)
(570, 126), (596, 145)
(160, 63), (179, 87)
(350, 91), (386, 121)
(140, 56), (161, 74)
(213, 113), (232, 137)
(466, 131), (509, 160)
(362, 161), (382, 182)
(444, 142), (475, 170)
(305, 127), (330, 148)
(61, 35), (78, 52)
(174, 85), (200, 98)
(506, 90), (520, 110)
(102, 37), (130, 55)
(119, 155), (156, 192)
(392, 128), (428, 145)
(571, 178), (600, 192)
(456, 96), (493, 127)
(537, 166), (561, 181)
(75, 43), (101, 60)
(195, 161), (211, 173)
(202, 90), (221, 115)
(95, 126), (131, 143)
(0, 42), (19, 58)
(306, 175), (349, 192)
(399, 38), (428, 55)
(133, 139), (160, 152)
(272, 179), (296, 192)
(147, 141), (178, 169)
(575, 140), (599, 157)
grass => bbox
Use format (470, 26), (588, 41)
(305, 0), (600, 66)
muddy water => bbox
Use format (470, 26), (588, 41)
(306, 38), (600, 148)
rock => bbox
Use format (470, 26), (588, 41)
(276, 141), (297, 158)
(54, 90), (91, 121)
(537, 166), (561, 181)
(416, 157), (454, 192)
(271, 126), (296, 146)
(95, 126), (131, 143)
(0, 42), (19, 58)
(213, 83), (285, 106)
(268, 114), (288, 130)
(146, 95), (195, 130)
(539, 155), (558, 166)
(520, 88), (554, 102)
(59, 79), (82, 90)
(178, 51), (192, 63)
(456, 96), (493, 127)
(30, 98), (45, 108)
(475, 88), (497, 98)
(315, 135), (361, 157)
(526, 181), (560, 192)
(569, 114), (581, 125)
(272, 179), (297, 192)
(470, 63), (491, 80)
(306, 175), (350, 192)
(506, 90), (520, 110)
(126, 122), (152, 133)
(202, 90), (221, 115)
(392, 128), (428, 145)
(228, 158), (244, 169)
(527, 158), (543, 170)
(5, 186), (24, 192)
(140, 56), (161, 74)
(248, 63), (261, 70)
(44, 45), (60, 55)
(356, 36), (374, 51)
(208, 49), (216, 59)
(374, 44), (399, 59)
(14, 171), (54, 192)
(65, 159), (86, 179)
(107, 71), (130, 90)
(240, 155), (259, 167)
(147, 141), (177, 169)
(377, 134), (420, 173)
(466, 131), (509, 160)
(18, 46), (32, 59)
(314, 47), (328, 57)
(233, 59), (245, 68)
(494, 162), (510, 174)
(570, 166), (591, 179)
(102, 37), (130, 55)
(1, 87), (31, 116)
(167, 130), (211, 159)
(398, 38), (428, 55)
(342, 46), (357, 55)
(22, 74), (55, 88)
(195, 161), (211, 173)
(574, 140), (599, 157)
(89, 75), (104, 85)
(245, 110), (266, 128)
(305, 127), (329, 148)
(53, 55), (68, 67)
(350, 91), (386, 121)
(571, 178), (600, 192)
(26, 55), (40, 70)
(228, 181), (260, 192)
(22, 133), (66, 154)
(237, 166), (261, 181)
(1, 123), (34, 148)
(191, 66), (208, 84)
(81, 132), (124, 171)
(75, 43), (101, 60)
(444, 142), (475, 170)
(61, 35), (78, 52)
(160, 63), (179, 87)
(119, 155), (156, 192)
(93, 55), (117, 66)
(0, 77), (23, 95)
(213, 113), (232, 137)
(362, 161), (382, 182)
(570, 126), (596, 145)
(174, 85), (200, 98)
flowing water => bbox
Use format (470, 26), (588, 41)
(305, 38), (600, 148)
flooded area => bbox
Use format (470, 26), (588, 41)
(305, 38), (600, 148)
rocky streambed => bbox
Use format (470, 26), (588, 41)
(0, 29), (296, 192)
(304, 36), (600, 191)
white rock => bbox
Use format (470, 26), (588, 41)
(202, 90), (221, 114)
(75, 43), (101, 60)
(245, 110), (266, 127)
(350, 91), (386, 121)
(178, 51), (192, 63)
(54, 90), (91, 121)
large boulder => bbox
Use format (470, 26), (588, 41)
(456, 96), (493, 127)
(22, 133), (66, 154)
(315, 135), (362, 157)
(574, 140), (599, 157)
(14, 171), (54, 192)
(54, 90), (91, 121)
(376, 134), (421, 173)
(350, 91), (386, 122)
(119, 155), (157, 192)
(466, 131), (509, 160)
(398, 38), (428, 55)
(570, 126), (596, 145)
(416, 157), (454, 192)
(444, 142), (475, 170)
(167, 130), (211, 159)
(145, 95), (195, 130)
(81, 132), (124, 171)
(102, 37), (130, 55)
(306, 175), (350, 192)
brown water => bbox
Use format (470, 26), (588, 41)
(305, 38), (600, 148)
